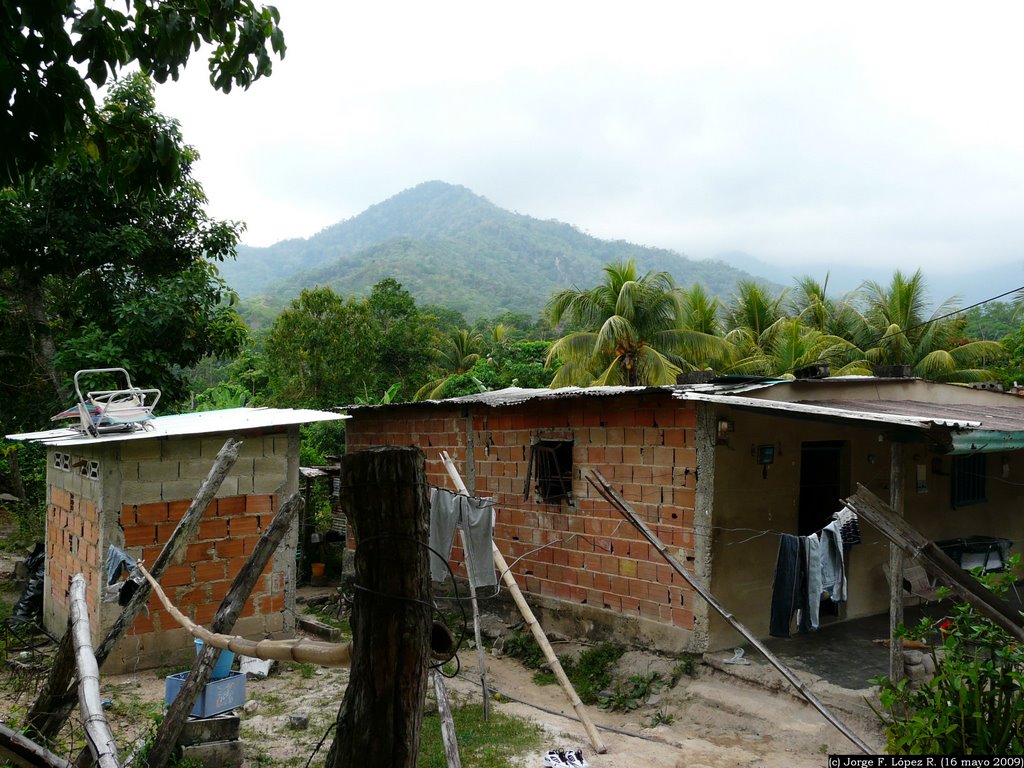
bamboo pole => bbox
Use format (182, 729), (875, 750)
(440, 453), (607, 754)
(69, 574), (120, 768)
(432, 672), (462, 768)
(27, 437), (242, 742)
(440, 450), (490, 720)
(0, 723), (72, 768)
(146, 492), (303, 768)
(587, 469), (872, 755)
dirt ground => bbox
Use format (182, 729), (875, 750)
(0, 538), (886, 767)
(0, 633), (885, 767)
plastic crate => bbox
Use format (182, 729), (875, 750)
(165, 670), (246, 718)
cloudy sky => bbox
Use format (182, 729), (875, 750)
(153, 1), (1024, 287)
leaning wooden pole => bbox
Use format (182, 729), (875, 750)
(26, 437), (242, 742)
(326, 447), (434, 768)
(146, 492), (304, 768)
(844, 484), (1024, 642)
(0, 723), (72, 768)
(587, 470), (872, 755)
(69, 574), (120, 768)
(432, 672), (462, 768)
(441, 453), (607, 755)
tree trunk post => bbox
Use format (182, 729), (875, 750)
(326, 447), (432, 768)
(888, 443), (905, 681)
(145, 492), (303, 768)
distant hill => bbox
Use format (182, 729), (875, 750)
(221, 181), (773, 321)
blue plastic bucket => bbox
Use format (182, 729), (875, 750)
(194, 638), (235, 680)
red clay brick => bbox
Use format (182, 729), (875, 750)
(128, 611), (155, 635)
(194, 603), (218, 625)
(209, 581), (231, 603)
(120, 505), (136, 526)
(136, 502), (168, 524)
(245, 495), (272, 514)
(216, 538), (244, 559)
(198, 519), (228, 540)
(123, 525), (157, 547)
(161, 565), (192, 587)
(225, 557), (247, 579)
(217, 496), (246, 516)
(230, 516), (259, 536)
(195, 561), (225, 582)
(187, 542), (213, 561)
(241, 536), (262, 555)
(167, 499), (192, 521)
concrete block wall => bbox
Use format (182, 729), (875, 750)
(346, 391), (702, 651)
(43, 429), (299, 673)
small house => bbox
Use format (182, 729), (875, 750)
(7, 407), (345, 672)
(345, 377), (1024, 653)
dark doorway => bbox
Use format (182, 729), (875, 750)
(798, 441), (848, 536)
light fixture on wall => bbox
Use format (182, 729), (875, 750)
(716, 418), (734, 445)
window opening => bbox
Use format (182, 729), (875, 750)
(528, 440), (574, 503)
(951, 453), (986, 507)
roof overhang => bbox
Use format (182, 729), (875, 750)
(6, 407), (348, 447)
(675, 391), (982, 431)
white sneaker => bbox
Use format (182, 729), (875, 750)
(543, 750), (568, 767)
(563, 749), (589, 768)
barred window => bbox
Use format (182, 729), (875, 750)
(951, 453), (986, 507)
(526, 440), (574, 503)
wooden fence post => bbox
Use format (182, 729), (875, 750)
(326, 447), (433, 768)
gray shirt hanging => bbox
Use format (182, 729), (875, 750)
(429, 487), (497, 587)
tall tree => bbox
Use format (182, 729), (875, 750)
(857, 270), (1002, 381)
(264, 280), (440, 409)
(2, 0), (285, 184)
(0, 74), (247, 430)
(546, 259), (729, 387)
(414, 328), (484, 400)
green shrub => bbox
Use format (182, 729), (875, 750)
(871, 558), (1024, 754)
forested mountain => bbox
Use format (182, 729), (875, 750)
(221, 181), (771, 320)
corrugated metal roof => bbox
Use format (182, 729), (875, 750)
(675, 391), (983, 429)
(6, 407), (348, 447)
(346, 380), (786, 411)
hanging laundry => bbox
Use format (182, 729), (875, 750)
(105, 544), (136, 585)
(798, 535), (822, 633)
(834, 506), (862, 547)
(457, 493), (497, 587)
(429, 487), (497, 587)
(769, 534), (803, 638)
(819, 519), (847, 603)
(429, 488), (460, 583)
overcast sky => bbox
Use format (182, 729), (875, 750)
(153, 1), (1024, 282)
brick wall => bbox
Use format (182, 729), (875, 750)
(43, 429), (298, 672)
(346, 391), (700, 648)
(119, 494), (285, 636)
(46, 486), (101, 623)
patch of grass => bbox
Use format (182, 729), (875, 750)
(418, 704), (543, 768)
(669, 656), (696, 686)
(648, 708), (675, 726)
(599, 671), (662, 712)
(505, 633), (623, 706)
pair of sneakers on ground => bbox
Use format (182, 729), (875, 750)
(543, 748), (588, 767)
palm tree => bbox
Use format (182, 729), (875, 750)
(545, 260), (729, 387)
(414, 329), (484, 400)
(722, 281), (789, 367)
(678, 283), (736, 371)
(857, 270), (1003, 381)
(727, 317), (861, 377)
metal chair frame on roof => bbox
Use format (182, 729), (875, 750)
(50, 368), (161, 437)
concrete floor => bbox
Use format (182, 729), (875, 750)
(754, 602), (948, 690)
(756, 584), (1022, 689)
